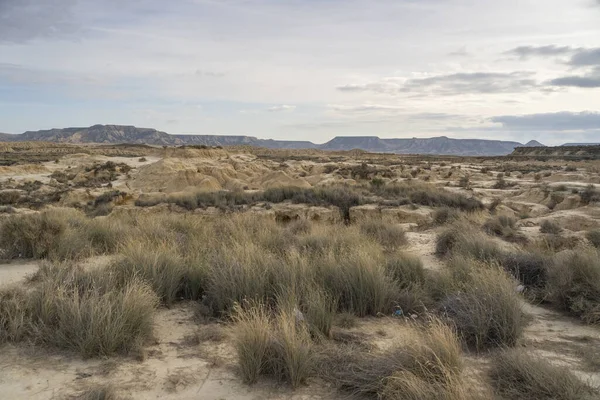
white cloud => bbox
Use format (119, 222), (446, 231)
(268, 105), (296, 112)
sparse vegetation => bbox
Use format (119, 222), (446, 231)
(2, 148), (600, 398)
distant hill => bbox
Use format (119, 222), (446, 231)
(511, 144), (600, 160)
(522, 140), (545, 147)
(0, 124), (533, 156)
(562, 143), (600, 146)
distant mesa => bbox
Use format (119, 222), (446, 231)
(0, 124), (540, 156)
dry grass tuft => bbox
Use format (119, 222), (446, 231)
(359, 219), (407, 249)
(232, 302), (272, 384)
(489, 349), (599, 400)
(540, 220), (563, 235)
(232, 302), (313, 388)
(547, 249), (600, 324)
(587, 229), (600, 248)
(71, 384), (121, 400)
(318, 318), (471, 399)
(483, 215), (525, 243)
(439, 257), (525, 351)
(0, 262), (157, 357)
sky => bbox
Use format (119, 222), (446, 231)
(1, 0), (599, 145)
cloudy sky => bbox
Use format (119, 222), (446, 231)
(1, 0), (599, 145)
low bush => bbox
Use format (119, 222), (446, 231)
(489, 350), (598, 400)
(433, 207), (460, 225)
(540, 220), (562, 234)
(501, 252), (549, 291)
(580, 184), (600, 205)
(439, 259), (525, 351)
(547, 249), (600, 324)
(587, 229), (600, 248)
(483, 215), (524, 242)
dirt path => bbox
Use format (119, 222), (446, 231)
(0, 261), (38, 286)
(405, 230), (445, 271)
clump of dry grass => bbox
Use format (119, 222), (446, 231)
(359, 219), (407, 249)
(0, 262), (158, 357)
(110, 242), (188, 305)
(483, 215), (525, 243)
(232, 302), (272, 384)
(436, 224), (504, 263)
(439, 257), (525, 351)
(71, 384), (121, 400)
(547, 249), (600, 324)
(489, 349), (599, 400)
(433, 207), (460, 225)
(540, 219), (563, 234)
(501, 251), (550, 295)
(335, 312), (357, 329)
(266, 306), (314, 388)
(0, 209), (131, 260)
(0, 286), (29, 343)
(301, 287), (336, 338)
(0, 209), (72, 259)
(587, 229), (600, 248)
(232, 302), (313, 388)
(318, 318), (470, 399)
